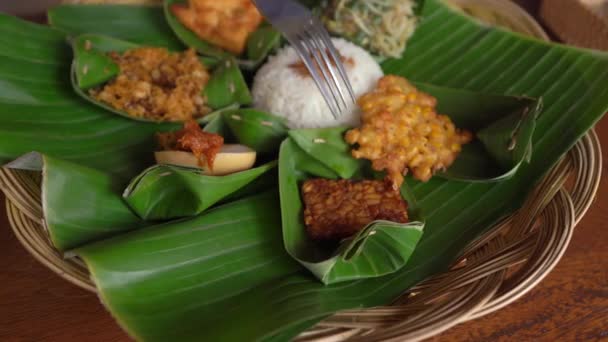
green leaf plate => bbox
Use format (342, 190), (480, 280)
(6, 153), (144, 251)
(288, 84), (541, 184)
(288, 127), (364, 179)
(202, 58), (253, 109)
(70, 34), (251, 123)
(416, 82), (541, 181)
(0, 14), (180, 180)
(48, 4), (184, 50)
(1, 0), (607, 340)
(222, 109), (289, 155)
(61, 0), (608, 339)
(279, 138), (425, 284)
(123, 161), (277, 220)
(75, 191), (302, 342)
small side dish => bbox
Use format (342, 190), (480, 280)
(155, 120), (256, 175)
(252, 37), (383, 129)
(302, 179), (409, 241)
(89, 47), (211, 122)
(279, 134), (425, 285)
(346, 75), (473, 187)
(170, 0), (264, 55)
(71, 34), (253, 123)
(321, 0), (420, 58)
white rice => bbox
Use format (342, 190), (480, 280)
(252, 38), (383, 129)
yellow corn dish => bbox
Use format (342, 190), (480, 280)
(345, 75), (473, 188)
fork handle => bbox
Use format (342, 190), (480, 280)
(252, 0), (311, 22)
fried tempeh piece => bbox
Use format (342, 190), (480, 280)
(171, 0), (264, 55)
(302, 179), (409, 241)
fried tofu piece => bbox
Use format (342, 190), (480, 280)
(302, 179), (409, 241)
(171, 0), (264, 55)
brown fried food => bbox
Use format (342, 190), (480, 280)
(345, 75), (473, 188)
(302, 179), (409, 241)
(90, 47), (210, 122)
(157, 120), (224, 169)
(171, 0), (263, 55)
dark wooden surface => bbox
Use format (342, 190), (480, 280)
(1, 1), (608, 341)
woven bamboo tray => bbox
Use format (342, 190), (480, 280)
(1, 0), (603, 340)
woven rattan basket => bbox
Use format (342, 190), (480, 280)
(1, 0), (603, 341)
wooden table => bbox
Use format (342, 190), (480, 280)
(1, 124), (607, 342)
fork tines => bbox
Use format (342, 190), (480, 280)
(253, 0), (357, 119)
(290, 18), (356, 119)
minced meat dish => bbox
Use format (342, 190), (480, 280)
(90, 47), (211, 122)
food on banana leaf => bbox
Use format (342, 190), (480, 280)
(302, 178), (409, 241)
(252, 37), (383, 129)
(321, 0), (420, 58)
(156, 120), (256, 175)
(170, 0), (263, 55)
(345, 75), (473, 187)
(88, 47), (211, 122)
(279, 136), (426, 284)
(4, 1), (606, 339)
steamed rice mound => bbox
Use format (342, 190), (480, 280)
(252, 38), (383, 129)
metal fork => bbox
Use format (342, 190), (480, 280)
(253, 0), (356, 119)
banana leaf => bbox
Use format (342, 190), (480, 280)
(416, 83), (541, 180)
(1, 0), (608, 341)
(56, 0), (608, 340)
(0, 14), (179, 180)
(203, 59), (252, 109)
(288, 127), (366, 180)
(199, 108), (288, 155)
(48, 4), (184, 50)
(71, 34), (219, 88)
(70, 34), (251, 123)
(288, 86), (541, 183)
(164, 0), (281, 67)
(279, 138), (424, 284)
(6, 153), (144, 251)
(75, 191), (302, 342)
(123, 161), (277, 220)
(188, 109), (231, 141)
(217, 168), (279, 204)
(222, 109), (289, 155)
